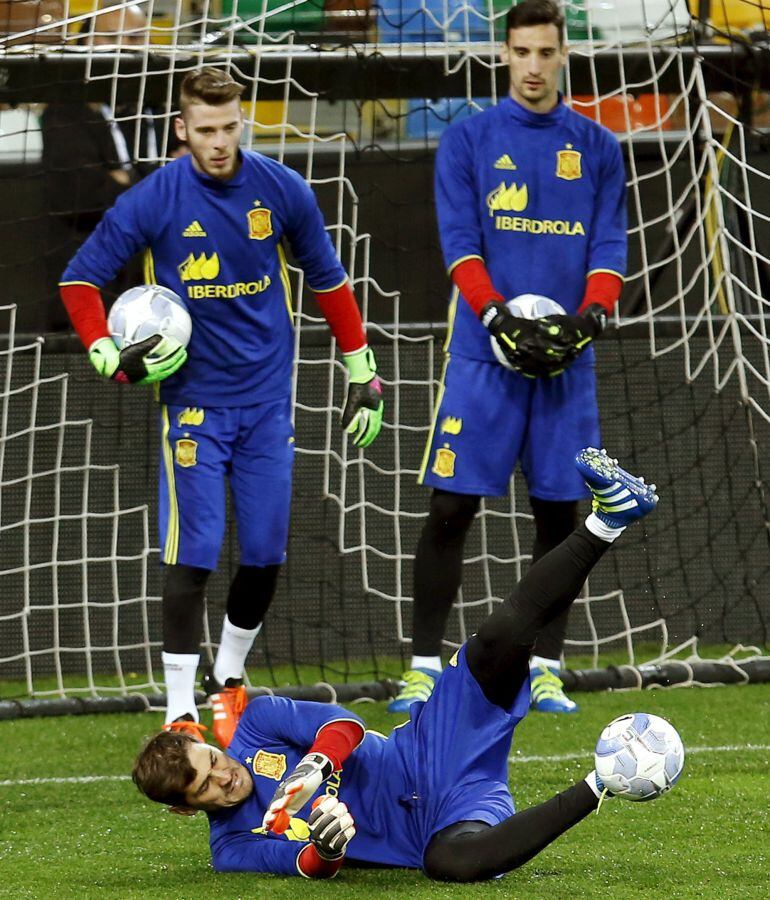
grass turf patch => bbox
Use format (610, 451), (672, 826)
(1, 684), (768, 898)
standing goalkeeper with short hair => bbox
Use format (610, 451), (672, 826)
(59, 67), (384, 746)
(389, 0), (626, 715)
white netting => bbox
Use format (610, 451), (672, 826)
(1, 1), (768, 698)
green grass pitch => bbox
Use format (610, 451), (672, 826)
(2, 684), (769, 898)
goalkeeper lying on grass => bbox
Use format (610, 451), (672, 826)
(133, 449), (659, 882)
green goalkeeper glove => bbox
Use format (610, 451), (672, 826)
(88, 335), (187, 385)
(342, 347), (384, 448)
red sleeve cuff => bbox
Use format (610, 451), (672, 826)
(450, 258), (504, 316)
(313, 281), (367, 355)
(297, 844), (343, 878)
(309, 720), (365, 771)
(579, 272), (623, 315)
(60, 283), (109, 350)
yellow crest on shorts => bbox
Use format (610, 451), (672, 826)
(175, 438), (198, 468)
(252, 749), (287, 781)
(556, 147), (582, 180)
(432, 445), (456, 479)
(440, 416), (463, 435)
(248, 204), (273, 240)
(177, 407), (204, 427)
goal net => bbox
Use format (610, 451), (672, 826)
(1, 0), (769, 706)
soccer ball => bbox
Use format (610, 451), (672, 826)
(595, 712), (685, 801)
(107, 285), (192, 351)
(489, 294), (565, 369)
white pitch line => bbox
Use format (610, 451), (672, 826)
(508, 743), (770, 764)
(0, 774), (131, 786)
(0, 744), (768, 788)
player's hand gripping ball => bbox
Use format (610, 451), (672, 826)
(262, 752), (334, 834)
(482, 294), (568, 377)
(93, 284), (191, 384)
(595, 712), (684, 801)
(538, 303), (608, 367)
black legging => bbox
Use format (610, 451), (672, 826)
(423, 524), (609, 881)
(162, 563), (280, 654)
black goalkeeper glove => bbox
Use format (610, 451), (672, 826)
(481, 301), (542, 365)
(481, 301), (568, 377)
(537, 303), (608, 368)
(88, 335), (187, 384)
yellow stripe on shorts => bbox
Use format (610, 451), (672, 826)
(160, 405), (179, 564)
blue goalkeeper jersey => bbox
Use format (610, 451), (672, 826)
(61, 151), (347, 407)
(435, 95), (627, 364)
(208, 647), (530, 875)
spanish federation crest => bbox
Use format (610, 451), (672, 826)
(175, 438), (198, 468)
(252, 749), (287, 781)
(556, 146), (582, 180)
(432, 445), (456, 479)
(248, 204), (273, 240)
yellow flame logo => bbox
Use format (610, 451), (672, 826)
(486, 182), (528, 215)
(178, 252), (221, 282)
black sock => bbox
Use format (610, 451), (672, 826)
(529, 498), (579, 660)
(226, 564), (281, 630)
(411, 490), (480, 657)
(466, 525), (609, 708)
(162, 564), (210, 654)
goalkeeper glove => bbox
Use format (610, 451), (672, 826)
(538, 304), (608, 367)
(481, 301), (564, 377)
(308, 796), (356, 860)
(263, 752), (334, 834)
(88, 335), (187, 385)
(342, 347), (384, 448)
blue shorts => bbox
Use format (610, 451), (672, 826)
(406, 644), (531, 856)
(158, 398), (294, 570)
(419, 354), (600, 500)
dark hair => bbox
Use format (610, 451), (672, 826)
(132, 731), (198, 806)
(505, 1), (565, 44)
(179, 67), (245, 115)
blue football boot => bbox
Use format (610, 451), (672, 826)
(575, 447), (659, 527)
(530, 664), (578, 713)
(387, 668), (439, 713)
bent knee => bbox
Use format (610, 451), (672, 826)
(429, 490), (480, 536)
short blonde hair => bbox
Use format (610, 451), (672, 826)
(179, 67), (245, 116)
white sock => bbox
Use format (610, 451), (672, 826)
(213, 616), (261, 685)
(410, 655), (442, 674)
(162, 651), (200, 724)
(585, 511), (625, 543)
(584, 770), (604, 798)
(530, 655), (560, 672)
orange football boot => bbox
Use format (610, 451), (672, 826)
(202, 669), (248, 749)
(162, 714), (208, 743)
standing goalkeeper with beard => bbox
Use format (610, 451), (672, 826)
(389, 0), (627, 715)
(59, 68), (384, 747)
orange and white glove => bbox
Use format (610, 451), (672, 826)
(262, 752), (334, 834)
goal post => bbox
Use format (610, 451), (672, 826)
(1, 1), (770, 715)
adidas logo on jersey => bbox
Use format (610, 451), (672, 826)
(494, 154), (517, 170)
(183, 220), (207, 237)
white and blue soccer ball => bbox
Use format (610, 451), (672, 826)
(595, 712), (685, 801)
(489, 294), (565, 369)
(107, 284), (192, 351)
